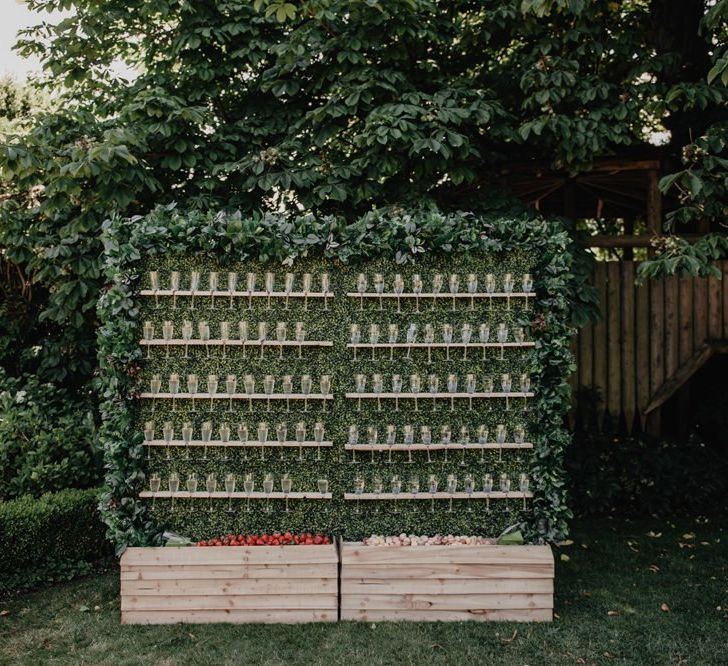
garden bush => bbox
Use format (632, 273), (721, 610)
(0, 488), (110, 594)
(0, 369), (101, 500)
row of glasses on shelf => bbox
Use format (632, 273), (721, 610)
(350, 473), (530, 514)
(148, 373), (332, 412)
(148, 271), (331, 310)
(352, 272), (534, 312)
(349, 322), (527, 361)
(143, 420), (327, 462)
(346, 423), (526, 464)
(351, 372), (532, 411)
(147, 472), (330, 513)
(143, 320), (312, 359)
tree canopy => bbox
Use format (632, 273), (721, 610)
(1, 0), (726, 383)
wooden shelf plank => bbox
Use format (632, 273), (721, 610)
(343, 442), (531, 451)
(139, 491), (332, 500)
(346, 342), (534, 349)
(343, 491), (532, 501)
(140, 339), (333, 347)
(139, 290), (333, 299)
(138, 392), (333, 401)
(344, 392), (534, 399)
(146, 440), (333, 448)
(346, 292), (535, 299)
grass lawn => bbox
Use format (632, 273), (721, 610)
(0, 516), (726, 666)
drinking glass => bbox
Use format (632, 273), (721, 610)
(281, 473), (292, 512)
(275, 321), (287, 359)
(207, 373), (219, 411)
(186, 473), (198, 513)
(483, 473), (493, 512)
(317, 478), (329, 495)
(367, 373), (381, 413)
(355, 374), (366, 412)
(167, 472), (180, 511)
(295, 421), (306, 462)
(369, 323), (380, 360)
(495, 423), (506, 464)
(409, 475), (420, 513)
(227, 271), (238, 309)
(391, 475), (402, 514)
(522, 273), (534, 293)
(246, 272), (256, 310)
(301, 374), (312, 412)
(374, 273), (385, 310)
(295, 321), (305, 358)
(477, 424), (489, 463)
(442, 323), (453, 360)
(392, 374), (403, 412)
(466, 373), (477, 411)
(431, 273), (443, 310)
(320, 375), (331, 412)
(257, 422), (269, 461)
(201, 420), (212, 460)
(149, 473), (161, 509)
(276, 422), (287, 461)
(198, 320), (211, 358)
(207, 271), (218, 309)
(189, 270), (201, 311)
(257, 321), (268, 359)
(459, 425), (469, 466)
(350, 323), (361, 360)
(461, 323), (472, 360)
(348, 424), (359, 464)
(503, 272), (514, 310)
(225, 374), (237, 413)
(282, 374), (293, 413)
(412, 273), (423, 312)
(479, 322), (490, 360)
(520, 373), (531, 411)
(181, 320), (193, 358)
(367, 425), (378, 465)
(441, 424), (451, 463)
(464, 474), (475, 512)
(500, 472), (511, 494)
(386, 424), (397, 464)
(424, 323), (435, 363)
(403, 424), (415, 464)
(263, 473), (274, 513)
(513, 326), (525, 344)
(421, 425), (432, 463)
(150, 374), (161, 413)
(225, 473), (236, 512)
(149, 270), (160, 308)
(514, 423), (526, 445)
(302, 273), (312, 310)
(467, 273), (478, 311)
(446, 474), (458, 512)
(428, 474), (438, 513)
(142, 321), (154, 358)
(220, 422), (231, 462)
(263, 374), (275, 412)
(405, 323), (417, 358)
(143, 421), (155, 460)
(206, 472), (217, 512)
(519, 473), (529, 510)
(182, 421), (193, 460)
(243, 473), (254, 513)
(162, 320), (174, 359)
(449, 274), (460, 311)
(502, 372), (512, 411)
(485, 272), (496, 312)
(244, 374), (255, 412)
(387, 323), (398, 360)
(410, 373), (421, 412)
(497, 322), (508, 360)
(265, 271), (275, 310)
(393, 273), (405, 313)
(372, 475), (383, 513)
(357, 273), (368, 311)
(169, 373), (180, 412)
(238, 320), (249, 359)
(321, 273), (330, 310)
(428, 374), (439, 411)
(283, 272), (294, 310)
(314, 421), (325, 461)
(238, 423), (249, 461)
(447, 373), (458, 412)
(354, 476), (365, 513)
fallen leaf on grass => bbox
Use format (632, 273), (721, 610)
(648, 564), (660, 573)
(558, 539), (574, 547)
(430, 643), (444, 650)
(499, 630), (518, 645)
(560, 553), (570, 562)
(682, 533), (695, 540)
(0, 610), (9, 617)
(553, 612), (560, 619)
(607, 610), (620, 616)
(660, 603), (671, 612)
(79, 605), (90, 613)
(646, 531), (662, 538)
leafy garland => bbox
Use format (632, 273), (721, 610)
(97, 205), (575, 553)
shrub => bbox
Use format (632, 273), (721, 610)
(0, 488), (110, 594)
(0, 370), (101, 500)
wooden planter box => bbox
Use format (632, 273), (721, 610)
(120, 545), (338, 624)
(340, 543), (554, 622)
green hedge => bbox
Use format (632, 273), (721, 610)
(0, 488), (110, 593)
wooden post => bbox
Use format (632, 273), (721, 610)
(621, 262), (636, 432)
(646, 169), (662, 258)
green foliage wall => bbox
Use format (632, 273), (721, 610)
(98, 206), (575, 552)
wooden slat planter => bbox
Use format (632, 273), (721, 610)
(339, 543), (554, 622)
(120, 545), (338, 624)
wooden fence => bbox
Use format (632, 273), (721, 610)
(571, 260), (728, 433)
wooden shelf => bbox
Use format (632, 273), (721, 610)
(146, 440), (333, 448)
(344, 442), (532, 451)
(343, 491), (533, 500)
(139, 491), (332, 500)
(346, 292), (535, 299)
(141, 339), (333, 347)
(139, 392), (334, 401)
(344, 392), (534, 399)
(139, 290), (333, 299)
(346, 342), (534, 349)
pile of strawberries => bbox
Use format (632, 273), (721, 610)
(196, 532), (331, 547)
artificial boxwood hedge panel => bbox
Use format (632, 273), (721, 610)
(98, 207), (574, 553)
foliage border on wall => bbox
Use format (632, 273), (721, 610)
(97, 205), (575, 554)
